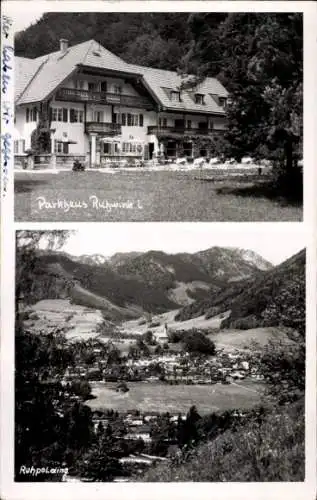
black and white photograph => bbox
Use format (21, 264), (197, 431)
(0, 2), (316, 500)
(12, 10), (303, 222)
(14, 226), (305, 483)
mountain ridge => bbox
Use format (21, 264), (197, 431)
(31, 246), (273, 318)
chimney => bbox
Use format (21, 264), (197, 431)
(60, 39), (69, 54)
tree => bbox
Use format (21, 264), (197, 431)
(15, 324), (94, 480)
(183, 14), (303, 177)
(183, 330), (216, 356)
(16, 230), (73, 319)
(70, 380), (92, 401)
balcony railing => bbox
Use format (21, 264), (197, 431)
(147, 125), (217, 137)
(85, 122), (121, 135)
(55, 87), (154, 109)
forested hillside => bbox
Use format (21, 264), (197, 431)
(15, 13), (194, 70)
(24, 246), (269, 316)
(176, 249), (305, 335)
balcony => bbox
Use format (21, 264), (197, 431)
(147, 125), (217, 138)
(55, 87), (154, 110)
(85, 122), (121, 135)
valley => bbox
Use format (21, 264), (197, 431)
(16, 240), (305, 483)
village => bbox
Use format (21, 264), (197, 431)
(62, 336), (263, 387)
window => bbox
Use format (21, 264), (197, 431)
(198, 121), (208, 130)
(124, 113), (143, 127)
(88, 81), (99, 92)
(26, 107), (38, 122)
(114, 85), (122, 94)
(195, 94), (205, 105)
(175, 119), (185, 130)
(159, 117), (167, 127)
(15, 139), (25, 153)
(74, 80), (85, 90)
(100, 81), (108, 92)
(218, 97), (227, 108)
(54, 141), (69, 154)
(70, 109), (84, 123)
(103, 143), (111, 154)
(51, 108), (67, 122)
(62, 108), (68, 122)
(170, 91), (181, 102)
(187, 120), (192, 129)
(93, 111), (103, 123)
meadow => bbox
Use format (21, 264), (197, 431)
(87, 381), (264, 415)
(14, 169), (302, 222)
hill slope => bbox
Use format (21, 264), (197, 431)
(175, 249), (305, 332)
(29, 247), (271, 317)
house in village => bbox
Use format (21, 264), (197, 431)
(14, 38), (228, 169)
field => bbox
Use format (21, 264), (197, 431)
(14, 169), (302, 222)
(86, 381), (265, 415)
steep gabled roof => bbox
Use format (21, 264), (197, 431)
(16, 39), (135, 105)
(129, 64), (228, 114)
(15, 57), (44, 102)
(15, 39), (228, 115)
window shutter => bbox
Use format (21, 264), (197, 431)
(139, 114), (144, 127)
(26, 108), (29, 122)
(63, 108), (68, 122)
(63, 143), (69, 154)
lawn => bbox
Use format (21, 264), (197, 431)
(14, 169), (302, 221)
(86, 381), (265, 415)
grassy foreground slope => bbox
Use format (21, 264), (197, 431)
(139, 401), (304, 482)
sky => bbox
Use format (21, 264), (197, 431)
(55, 223), (305, 265)
(5, 4), (45, 33)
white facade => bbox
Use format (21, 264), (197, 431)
(15, 70), (227, 166)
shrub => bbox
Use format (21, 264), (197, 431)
(230, 315), (259, 330)
(183, 330), (216, 356)
(72, 160), (85, 171)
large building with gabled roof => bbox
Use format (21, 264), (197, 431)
(14, 38), (228, 167)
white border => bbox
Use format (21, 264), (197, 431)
(2, 2), (317, 500)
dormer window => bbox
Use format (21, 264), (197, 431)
(170, 91), (181, 102)
(219, 97), (227, 108)
(195, 93), (205, 105)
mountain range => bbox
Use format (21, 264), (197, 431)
(29, 247), (272, 320)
